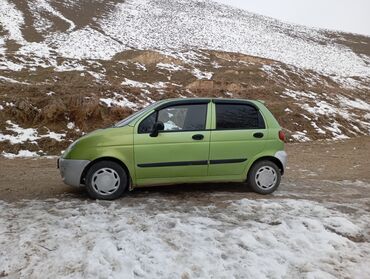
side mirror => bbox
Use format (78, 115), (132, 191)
(150, 121), (164, 137)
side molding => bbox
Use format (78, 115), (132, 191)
(137, 158), (247, 168)
(210, 159), (247, 165)
(137, 160), (208, 168)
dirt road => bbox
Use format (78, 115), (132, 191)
(0, 136), (369, 202)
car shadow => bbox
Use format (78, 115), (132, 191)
(63, 183), (255, 202)
(126, 182), (252, 197)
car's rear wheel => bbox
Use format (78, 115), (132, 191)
(85, 161), (128, 200)
(247, 160), (281, 194)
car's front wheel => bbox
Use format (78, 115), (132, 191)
(247, 160), (281, 194)
(85, 161), (128, 200)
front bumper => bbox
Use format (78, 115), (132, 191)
(58, 158), (90, 187)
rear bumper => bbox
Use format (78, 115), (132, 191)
(274, 151), (287, 173)
(58, 158), (90, 187)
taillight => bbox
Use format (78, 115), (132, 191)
(279, 130), (286, 142)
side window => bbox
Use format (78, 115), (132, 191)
(158, 104), (207, 131)
(138, 104), (208, 133)
(216, 104), (265, 130)
(138, 112), (156, 134)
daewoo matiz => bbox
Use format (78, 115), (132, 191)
(58, 98), (287, 200)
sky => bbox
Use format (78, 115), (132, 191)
(214, 0), (370, 36)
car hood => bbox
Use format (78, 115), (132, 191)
(62, 126), (133, 159)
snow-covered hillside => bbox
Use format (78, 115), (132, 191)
(0, 0), (369, 156)
(101, 0), (370, 77)
(0, 0), (369, 77)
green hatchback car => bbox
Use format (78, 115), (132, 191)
(59, 98), (287, 200)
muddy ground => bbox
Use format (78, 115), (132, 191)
(0, 136), (369, 202)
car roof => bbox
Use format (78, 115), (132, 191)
(155, 98), (261, 110)
(162, 97), (256, 102)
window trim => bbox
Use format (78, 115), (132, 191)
(212, 99), (259, 110)
(154, 99), (211, 111)
(215, 103), (266, 131)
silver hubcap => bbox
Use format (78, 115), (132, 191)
(255, 166), (277, 190)
(92, 168), (120, 195)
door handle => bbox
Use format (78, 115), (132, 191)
(192, 134), (204, 140)
(253, 132), (264, 138)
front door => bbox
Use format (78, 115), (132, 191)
(134, 102), (212, 186)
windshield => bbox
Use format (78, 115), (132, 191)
(113, 102), (160, 128)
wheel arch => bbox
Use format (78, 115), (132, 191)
(247, 156), (284, 178)
(80, 156), (132, 188)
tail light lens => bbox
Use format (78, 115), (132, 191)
(279, 130), (286, 142)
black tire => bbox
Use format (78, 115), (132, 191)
(85, 160), (128, 200)
(247, 160), (281, 194)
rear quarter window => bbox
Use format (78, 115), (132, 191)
(216, 103), (265, 130)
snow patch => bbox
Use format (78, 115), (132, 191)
(67, 122), (75, 130)
(122, 78), (172, 89)
(157, 63), (185, 72)
(32, 0), (76, 32)
(282, 89), (369, 140)
(134, 62), (147, 71)
(283, 89), (318, 100)
(291, 131), (310, 142)
(47, 131), (65, 141)
(311, 122), (326, 135)
(331, 76), (369, 90)
(0, 37), (5, 55)
(100, 93), (138, 109)
(192, 68), (213, 80)
(1, 150), (39, 158)
(0, 60), (23, 71)
(0, 121), (65, 144)
(0, 75), (27, 84)
(0, 0), (25, 43)
(49, 27), (125, 60)
(88, 71), (106, 82)
(301, 101), (338, 116)
(337, 96), (370, 111)
(31, 7), (53, 33)
(324, 121), (350, 140)
(0, 198), (369, 278)
(0, 121), (39, 144)
(18, 42), (51, 59)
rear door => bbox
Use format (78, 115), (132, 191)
(134, 101), (212, 185)
(208, 101), (267, 177)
